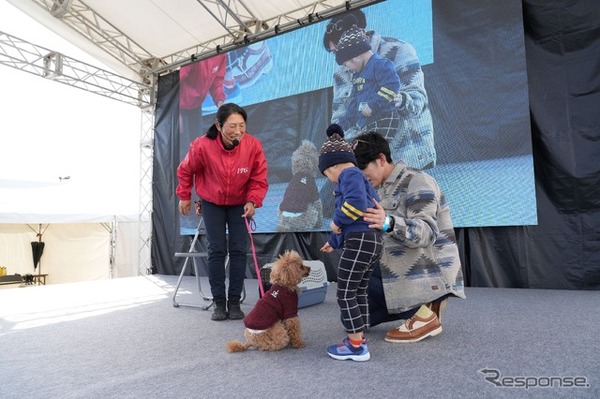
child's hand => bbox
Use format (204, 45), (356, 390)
(320, 242), (334, 253)
(330, 221), (342, 234)
(359, 102), (372, 117)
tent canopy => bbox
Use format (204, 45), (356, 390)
(6, 0), (377, 82)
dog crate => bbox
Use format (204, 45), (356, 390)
(260, 260), (328, 308)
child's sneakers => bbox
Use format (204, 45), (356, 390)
(327, 337), (370, 362)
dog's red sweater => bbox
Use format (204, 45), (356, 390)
(243, 284), (299, 330)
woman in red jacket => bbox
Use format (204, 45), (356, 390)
(177, 103), (268, 321)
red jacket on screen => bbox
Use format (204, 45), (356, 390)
(176, 133), (268, 207)
(179, 54), (227, 110)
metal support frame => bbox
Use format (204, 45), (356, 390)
(26, 0), (160, 81)
(101, 217), (118, 279)
(22, 0), (381, 77)
(155, 0), (383, 75)
(0, 31), (152, 108)
(138, 85), (155, 276)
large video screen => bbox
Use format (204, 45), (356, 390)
(175, 0), (537, 235)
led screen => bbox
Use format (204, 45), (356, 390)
(176, 0), (536, 234)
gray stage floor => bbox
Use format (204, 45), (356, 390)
(1, 275), (598, 399)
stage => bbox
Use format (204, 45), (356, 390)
(0, 275), (598, 398)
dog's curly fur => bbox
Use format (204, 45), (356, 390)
(226, 250), (310, 352)
(278, 140), (323, 231)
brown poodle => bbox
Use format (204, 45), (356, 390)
(226, 250), (310, 352)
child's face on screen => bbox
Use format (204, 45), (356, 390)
(343, 56), (364, 73)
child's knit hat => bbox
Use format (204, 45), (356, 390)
(335, 22), (371, 65)
(318, 124), (357, 174)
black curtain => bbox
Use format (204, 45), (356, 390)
(151, 72), (183, 275)
(152, 0), (600, 289)
(461, 0), (600, 289)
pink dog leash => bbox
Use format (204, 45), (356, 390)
(245, 217), (265, 297)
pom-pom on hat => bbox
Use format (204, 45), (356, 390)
(318, 124), (357, 174)
(335, 22), (371, 65)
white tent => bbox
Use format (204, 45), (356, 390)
(0, 171), (141, 284)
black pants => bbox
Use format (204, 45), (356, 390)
(201, 200), (247, 301)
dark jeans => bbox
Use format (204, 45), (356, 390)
(201, 200), (247, 301)
(368, 263), (418, 327)
(368, 264), (451, 326)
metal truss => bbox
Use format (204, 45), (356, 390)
(0, 31), (152, 108)
(24, 0), (381, 78)
(155, 0), (383, 75)
(138, 82), (156, 276)
(27, 0), (160, 82)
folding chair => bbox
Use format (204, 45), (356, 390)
(172, 215), (245, 310)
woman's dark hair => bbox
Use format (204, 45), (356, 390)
(206, 103), (248, 139)
(322, 9), (367, 52)
(352, 131), (393, 170)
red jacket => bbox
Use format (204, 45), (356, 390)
(179, 54), (227, 110)
(176, 133), (268, 207)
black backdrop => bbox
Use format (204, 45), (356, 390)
(151, 0), (600, 290)
(462, 0), (600, 289)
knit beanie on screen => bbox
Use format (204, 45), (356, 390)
(335, 23), (371, 65)
(318, 124), (357, 174)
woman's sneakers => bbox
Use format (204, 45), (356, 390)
(327, 337), (370, 362)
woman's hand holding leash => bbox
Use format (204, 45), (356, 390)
(179, 200), (192, 216)
(242, 201), (256, 218)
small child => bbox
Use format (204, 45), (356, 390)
(334, 21), (400, 141)
(318, 124), (383, 362)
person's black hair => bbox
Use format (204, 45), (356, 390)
(352, 131), (393, 170)
(206, 103), (248, 139)
(322, 9), (367, 52)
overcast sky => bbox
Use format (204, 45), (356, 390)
(0, 1), (142, 217)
